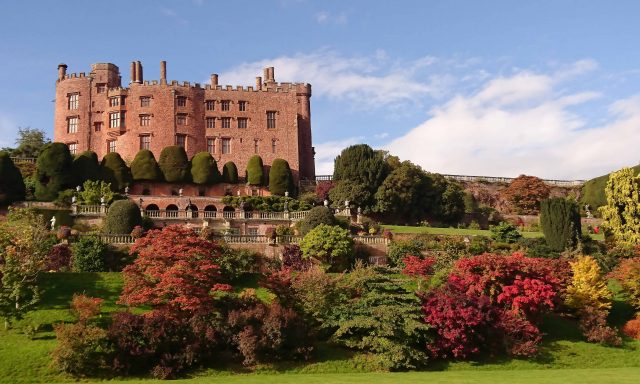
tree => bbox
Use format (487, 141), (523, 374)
(130, 149), (162, 182)
(11, 127), (50, 158)
(332, 144), (389, 211)
(565, 256), (612, 311)
(490, 221), (522, 243)
(598, 167), (640, 247)
(78, 180), (114, 205)
(299, 224), (354, 271)
(246, 155), (264, 185)
(373, 161), (434, 223)
(436, 181), (466, 224)
(328, 180), (370, 210)
(71, 236), (108, 272)
(72, 151), (101, 184)
(100, 152), (132, 192)
(0, 152), (26, 204)
(158, 146), (190, 183)
(222, 161), (239, 184)
(190, 152), (220, 185)
(268, 158), (293, 196)
(35, 142), (75, 201)
(0, 209), (52, 327)
(104, 200), (142, 234)
(297, 206), (336, 236)
(119, 226), (231, 314)
(611, 258), (640, 309)
(500, 175), (550, 215)
(540, 198), (581, 252)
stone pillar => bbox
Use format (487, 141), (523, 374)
(160, 60), (167, 84)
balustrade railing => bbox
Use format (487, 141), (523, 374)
(441, 174), (584, 187)
(76, 205), (105, 215)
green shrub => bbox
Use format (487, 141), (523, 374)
(490, 221), (522, 243)
(0, 151), (26, 204)
(100, 152), (132, 192)
(269, 158), (293, 196)
(222, 161), (238, 183)
(387, 238), (426, 267)
(217, 244), (260, 281)
(297, 206), (336, 236)
(72, 151), (101, 184)
(190, 152), (220, 185)
(540, 198), (581, 252)
(517, 237), (558, 258)
(35, 142), (75, 201)
(299, 224), (354, 271)
(158, 146), (190, 183)
(71, 236), (108, 272)
(130, 149), (162, 182)
(246, 155), (264, 185)
(104, 200), (142, 234)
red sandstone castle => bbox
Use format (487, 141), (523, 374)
(53, 61), (315, 182)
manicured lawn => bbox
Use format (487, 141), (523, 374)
(1, 273), (637, 383)
(382, 225), (605, 241)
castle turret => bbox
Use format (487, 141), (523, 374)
(57, 63), (67, 81)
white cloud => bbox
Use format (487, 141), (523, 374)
(374, 132), (389, 139)
(315, 10), (348, 25)
(219, 50), (445, 110)
(313, 136), (364, 175)
(386, 63), (640, 179)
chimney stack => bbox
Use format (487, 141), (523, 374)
(256, 76), (262, 90)
(57, 63), (67, 81)
(136, 61), (143, 83)
(263, 68), (269, 82)
(268, 67), (275, 82)
(160, 60), (167, 84)
(130, 61), (137, 83)
(210, 74), (218, 86)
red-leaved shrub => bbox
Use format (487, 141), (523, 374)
(401, 255), (435, 277)
(577, 306), (622, 346)
(70, 294), (103, 323)
(622, 316), (640, 340)
(46, 243), (72, 271)
(282, 244), (312, 271)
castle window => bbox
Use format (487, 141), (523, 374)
(107, 140), (116, 153)
(177, 96), (187, 107)
(68, 143), (77, 155)
(94, 122), (102, 132)
(221, 117), (231, 128)
(267, 111), (277, 129)
(239, 101), (247, 111)
(68, 93), (79, 110)
(205, 100), (215, 111)
(238, 118), (248, 129)
(96, 84), (106, 93)
(221, 138), (231, 154)
(140, 96), (151, 107)
(271, 139), (277, 153)
(67, 117), (78, 133)
(139, 135), (151, 150)
(254, 139), (259, 154)
(221, 100), (230, 111)
(109, 96), (120, 107)
(109, 112), (123, 128)
(207, 138), (215, 154)
(176, 114), (187, 125)
(175, 134), (186, 148)
(206, 117), (216, 129)
(140, 114), (151, 126)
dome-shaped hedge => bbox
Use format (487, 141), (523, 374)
(131, 149), (162, 181)
(73, 151), (101, 184)
(35, 142), (75, 201)
(104, 199), (142, 234)
(190, 152), (220, 185)
(222, 161), (239, 184)
(158, 146), (190, 183)
(101, 152), (132, 192)
(246, 155), (264, 186)
(269, 158), (293, 196)
(0, 151), (26, 204)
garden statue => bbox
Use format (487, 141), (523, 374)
(49, 216), (56, 230)
(178, 188), (183, 197)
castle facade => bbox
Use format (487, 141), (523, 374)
(53, 61), (315, 181)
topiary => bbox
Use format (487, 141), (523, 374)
(104, 199), (142, 234)
(0, 151), (26, 204)
(246, 155), (264, 186)
(71, 235), (108, 272)
(222, 161), (238, 184)
(130, 149), (162, 182)
(540, 198), (581, 252)
(297, 206), (336, 236)
(100, 152), (132, 192)
(190, 152), (220, 185)
(35, 142), (75, 201)
(72, 151), (101, 184)
(158, 146), (190, 183)
(269, 158), (293, 196)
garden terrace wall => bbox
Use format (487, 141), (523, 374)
(129, 182), (270, 198)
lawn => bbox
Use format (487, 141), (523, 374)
(0, 273), (638, 383)
(382, 225), (605, 241)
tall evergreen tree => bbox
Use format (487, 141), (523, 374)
(72, 151), (101, 184)
(540, 198), (581, 252)
(190, 152), (220, 185)
(34, 142), (75, 201)
(0, 152), (26, 204)
(599, 167), (640, 247)
(158, 146), (190, 183)
(101, 152), (132, 192)
(131, 149), (162, 182)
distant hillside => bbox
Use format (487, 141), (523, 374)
(580, 164), (640, 212)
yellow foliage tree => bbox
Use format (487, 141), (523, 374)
(565, 255), (612, 311)
(598, 167), (640, 247)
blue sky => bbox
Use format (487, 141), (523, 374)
(1, 0), (640, 179)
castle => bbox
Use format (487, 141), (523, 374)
(53, 61), (315, 182)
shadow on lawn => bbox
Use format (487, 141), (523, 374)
(37, 272), (123, 310)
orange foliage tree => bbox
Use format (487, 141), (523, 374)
(501, 175), (550, 215)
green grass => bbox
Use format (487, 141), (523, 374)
(1, 273), (639, 383)
(382, 225), (605, 241)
